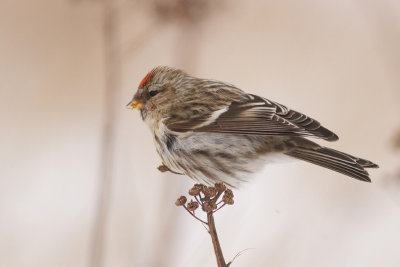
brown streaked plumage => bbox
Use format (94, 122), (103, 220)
(128, 66), (378, 188)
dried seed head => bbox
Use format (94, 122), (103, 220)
(222, 189), (234, 205)
(189, 184), (203, 196)
(214, 182), (226, 193)
(187, 200), (199, 211)
(203, 200), (217, 212)
(175, 196), (187, 206)
(224, 189), (234, 198)
(203, 186), (217, 198)
(222, 194), (234, 205)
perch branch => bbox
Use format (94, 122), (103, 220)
(207, 210), (229, 267)
(175, 183), (234, 267)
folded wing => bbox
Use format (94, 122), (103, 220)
(167, 94), (338, 141)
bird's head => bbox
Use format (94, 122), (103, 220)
(127, 66), (188, 120)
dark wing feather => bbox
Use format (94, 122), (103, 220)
(178, 94), (339, 141)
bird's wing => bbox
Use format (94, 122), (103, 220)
(166, 94), (338, 141)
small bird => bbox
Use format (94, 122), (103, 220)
(128, 66), (378, 188)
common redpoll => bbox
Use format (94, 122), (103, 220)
(127, 66), (378, 188)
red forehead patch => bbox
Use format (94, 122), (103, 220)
(139, 72), (152, 88)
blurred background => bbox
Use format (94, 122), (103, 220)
(1, 0), (400, 266)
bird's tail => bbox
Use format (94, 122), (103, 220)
(285, 144), (378, 182)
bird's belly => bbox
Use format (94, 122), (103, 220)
(154, 131), (290, 187)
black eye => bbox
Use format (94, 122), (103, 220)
(149, 90), (158, 97)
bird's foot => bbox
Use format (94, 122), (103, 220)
(157, 164), (184, 175)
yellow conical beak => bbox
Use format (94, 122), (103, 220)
(127, 100), (143, 109)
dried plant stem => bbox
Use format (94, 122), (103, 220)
(183, 206), (208, 225)
(214, 203), (226, 213)
(207, 211), (229, 267)
(176, 183), (234, 267)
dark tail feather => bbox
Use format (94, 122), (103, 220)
(331, 149), (379, 168)
(285, 146), (378, 182)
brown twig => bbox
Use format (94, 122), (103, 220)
(207, 210), (229, 267)
(175, 183), (234, 267)
(182, 206), (208, 225)
(214, 203), (226, 213)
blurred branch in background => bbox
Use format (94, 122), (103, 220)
(381, 127), (400, 202)
(393, 128), (400, 151)
(151, 0), (216, 72)
(90, 1), (121, 267)
(392, 127), (400, 184)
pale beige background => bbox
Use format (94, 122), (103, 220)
(1, 1), (400, 267)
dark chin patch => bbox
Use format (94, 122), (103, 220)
(164, 133), (177, 151)
(140, 108), (147, 120)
